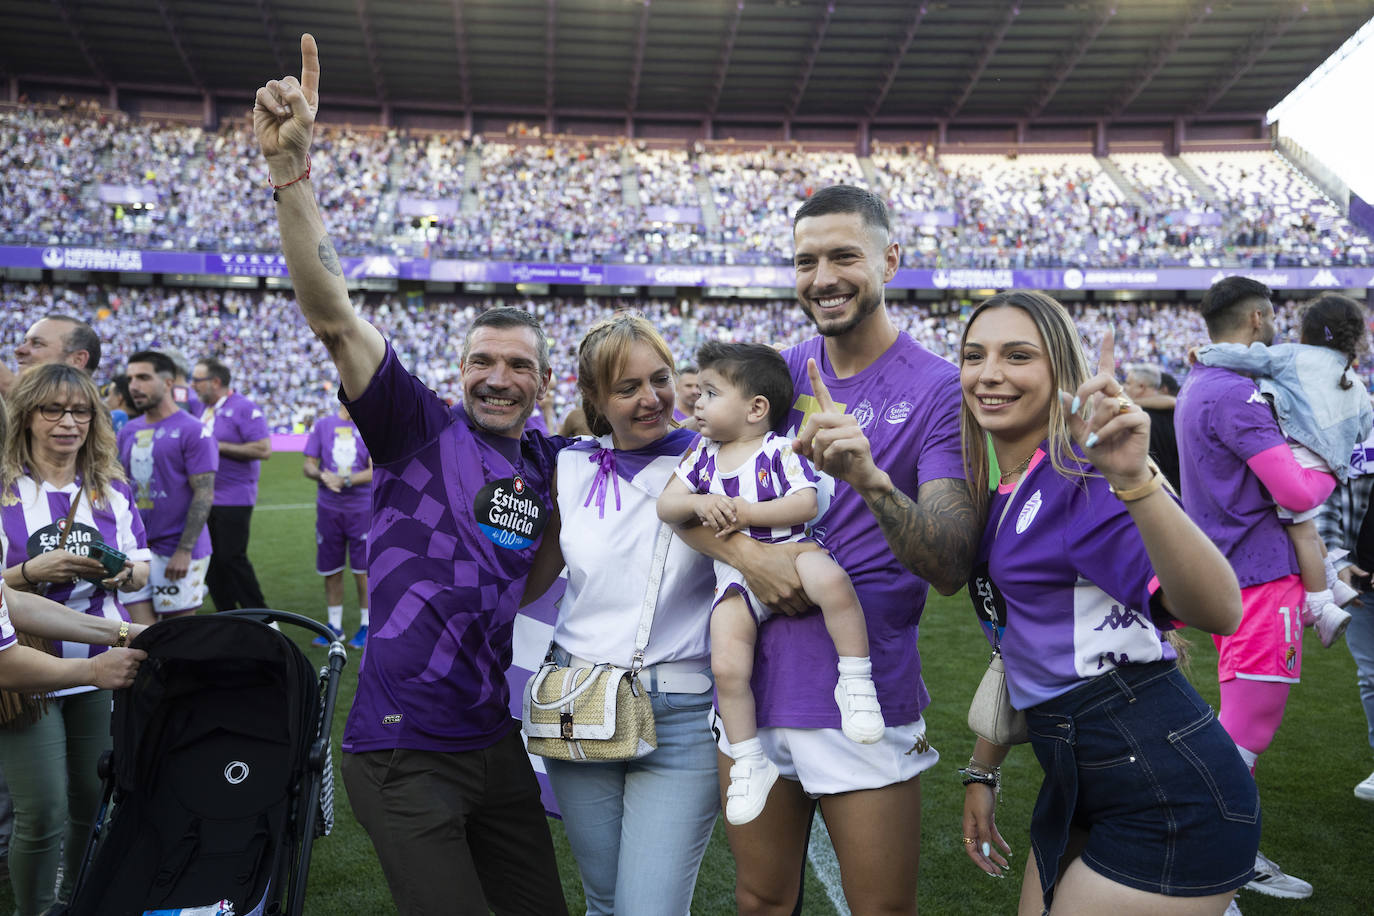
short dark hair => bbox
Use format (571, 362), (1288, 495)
(107, 373), (133, 408)
(1200, 276), (1272, 339)
(127, 350), (178, 378)
(462, 307), (550, 376)
(793, 184), (891, 237)
(197, 356), (231, 387)
(1159, 371), (1180, 397)
(46, 314), (101, 374)
(696, 340), (794, 431)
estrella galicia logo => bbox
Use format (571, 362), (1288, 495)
(474, 475), (547, 550)
(968, 561), (1007, 641)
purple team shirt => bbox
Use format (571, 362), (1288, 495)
(202, 392), (270, 506)
(304, 414), (373, 514)
(341, 342), (564, 754)
(972, 450), (1177, 709)
(758, 332), (964, 728)
(1176, 365), (1297, 587)
(117, 410), (217, 557)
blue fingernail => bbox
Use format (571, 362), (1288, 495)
(981, 841), (990, 856)
(1084, 432), (1098, 448)
(1070, 395), (1080, 414)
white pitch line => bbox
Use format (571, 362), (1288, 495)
(807, 810), (849, 915)
(255, 503), (315, 511)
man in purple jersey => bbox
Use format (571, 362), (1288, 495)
(191, 357), (272, 612)
(1177, 275), (1336, 901)
(684, 185), (979, 914)
(303, 404), (372, 649)
(118, 350), (218, 618)
(254, 36), (567, 916)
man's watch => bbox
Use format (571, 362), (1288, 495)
(343, 474), (352, 488)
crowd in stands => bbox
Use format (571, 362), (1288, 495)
(0, 279), (1350, 436)
(3, 105), (1369, 270)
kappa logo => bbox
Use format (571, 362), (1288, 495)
(1093, 605), (1148, 631)
(1097, 650), (1130, 670)
(1246, 389), (1266, 406)
(1015, 490), (1042, 534)
(1309, 268), (1340, 288)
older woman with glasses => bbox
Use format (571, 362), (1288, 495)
(0, 363), (153, 916)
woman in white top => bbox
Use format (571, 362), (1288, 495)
(524, 312), (717, 916)
(0, 365), (153, 916)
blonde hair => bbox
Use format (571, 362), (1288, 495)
(959, 290), (1092, 517)
(576, 311), (676, 438)
(2, 364), (125, 507)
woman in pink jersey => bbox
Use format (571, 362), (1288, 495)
(957, 291), (1257, 915)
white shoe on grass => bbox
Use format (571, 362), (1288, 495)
(1244, 850), (1312, 899)
(1355, 770), (1374, 802)
(834, 677), (885, 744)
(1311, 601), (1351, 648)
(725, 756), (778, 826)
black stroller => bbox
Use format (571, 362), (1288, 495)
(59, 610), (348, 916)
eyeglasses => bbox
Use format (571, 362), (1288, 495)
(190, 376), (212, 384)
(36, 404), (95, 424)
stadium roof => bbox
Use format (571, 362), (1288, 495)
(2, 0), (1371, 126)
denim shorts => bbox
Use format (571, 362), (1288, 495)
(1027, 661), (1260, 908)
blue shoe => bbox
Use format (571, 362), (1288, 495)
(348, 625), (368, 649)
(312, 625), (344, 647)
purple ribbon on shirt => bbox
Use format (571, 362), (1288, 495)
(569, 428), (701, 517)
(583, 447), (623, 518)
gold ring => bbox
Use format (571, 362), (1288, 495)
(962, 836), (976, 846)
(1115, 395), (1133, 416)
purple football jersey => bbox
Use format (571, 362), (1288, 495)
(751, 333), (964, 728)
(118, 410), (217, 557)
(341, 343), (564, 753)
(304, 414), (373, 514)
(201, 392), (270, 506)
(1176, 365), (1297, 587)
(971, 450), (1177, 709)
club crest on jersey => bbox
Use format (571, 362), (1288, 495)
(1015, 490), (1042, 534)
(852, 399), (875, 430)
(1285, 646), (1297, 671)
(757, 467), (771, 489)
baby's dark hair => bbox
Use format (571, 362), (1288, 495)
(1299, 294), (1369, 391)
(696, 340), (793, 431)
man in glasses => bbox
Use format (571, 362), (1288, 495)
(116, 350), (219, 620)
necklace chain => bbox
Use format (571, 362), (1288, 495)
(998, 452), (1034, 483)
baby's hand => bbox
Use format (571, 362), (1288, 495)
(694, 495), (738, 533)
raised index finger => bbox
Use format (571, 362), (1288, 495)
(300, 33), (320, 105)
(807, 358), (838, 413)
(1097, 326), (1116, 379)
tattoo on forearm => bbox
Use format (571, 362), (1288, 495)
(868, 477), (980, 591)
(318, 236), (342, 277)
(179, 473), (216, 553)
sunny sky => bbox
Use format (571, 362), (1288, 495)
(1268, 14), (1374, 202)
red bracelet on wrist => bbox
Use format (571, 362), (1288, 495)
(270, 155), (311, 200)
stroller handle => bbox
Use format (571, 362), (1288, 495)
(219, 608), (347, 648)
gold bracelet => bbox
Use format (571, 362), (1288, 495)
(1110, 466), (1164, 503)
(113, 621), (130, 648)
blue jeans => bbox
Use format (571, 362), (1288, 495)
(1347, 591), (1374, 752)
(544, 688), (720, 916)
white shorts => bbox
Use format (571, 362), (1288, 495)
(123, 554), (210, 614)
(710, 707), (939, 797)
